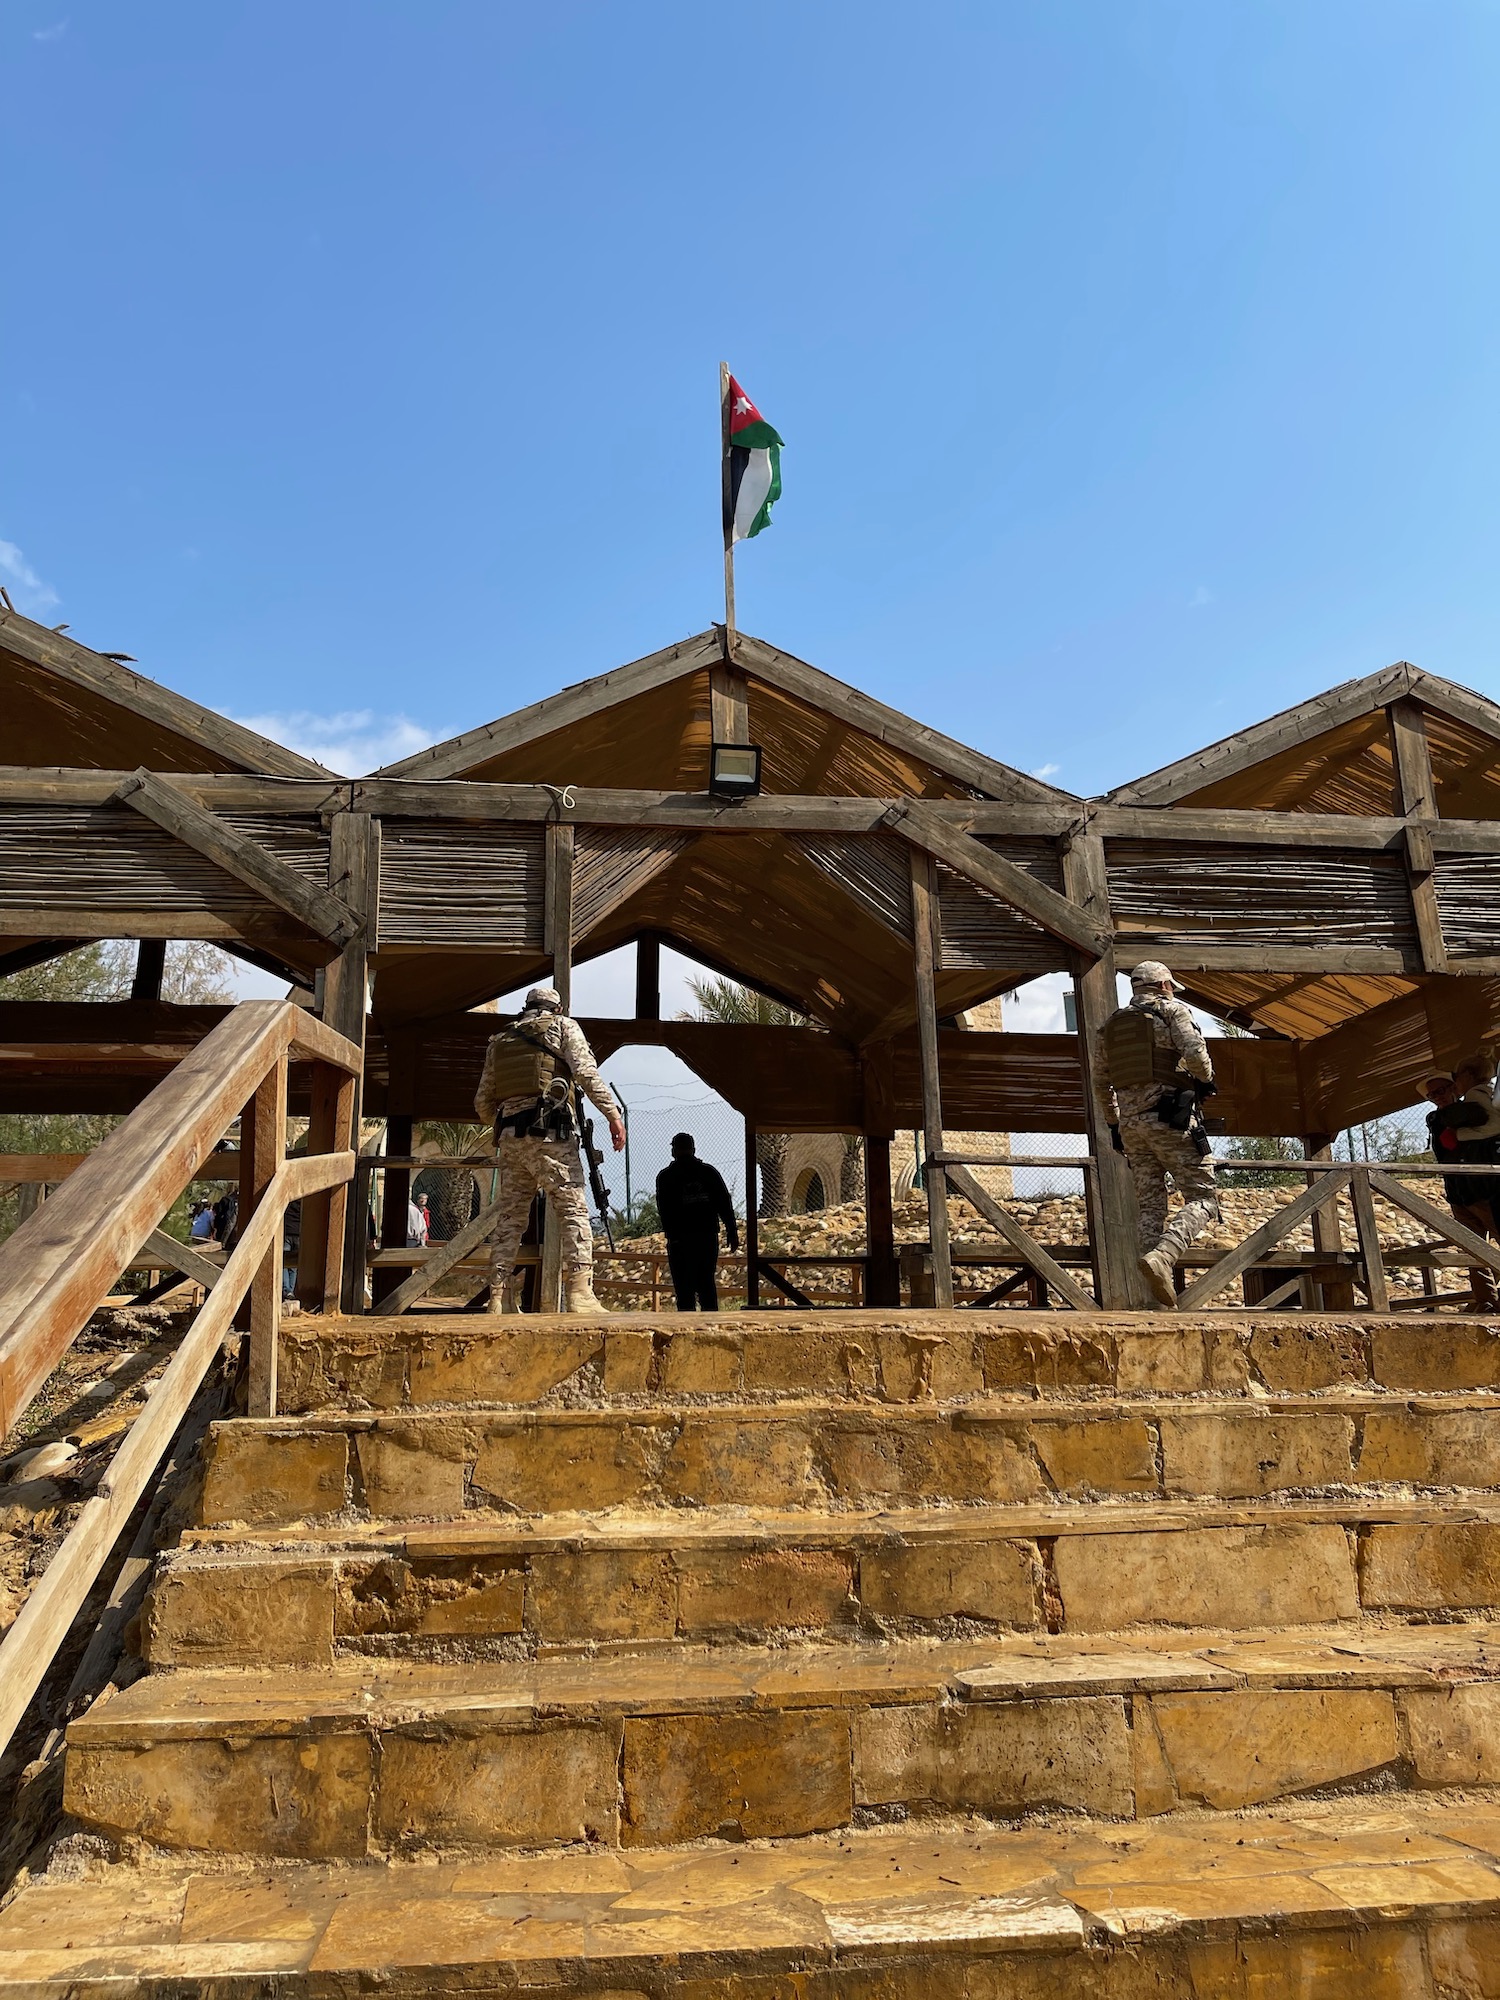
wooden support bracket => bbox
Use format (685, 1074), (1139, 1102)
(944, 1161), (1096, 1311)
(892, 802), (1107, 959)
(112, 770), (360, 946)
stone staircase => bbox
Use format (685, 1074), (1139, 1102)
(5, 1306), (1500, 1993)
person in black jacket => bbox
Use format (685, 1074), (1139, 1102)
(655, 1133), (740, 1312)
(1424, 1070), (1500, 1312)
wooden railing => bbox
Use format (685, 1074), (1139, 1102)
(0, 999), (359, 1766)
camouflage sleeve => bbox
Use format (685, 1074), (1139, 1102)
(474, 1037), (505, 1125)
(560, 1019), (622, 1121)
(1163, 998), (1214, 1083)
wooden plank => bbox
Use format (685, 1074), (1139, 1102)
(909, 849), (953, 1309)
(138, 1228), (223, 1293)
(0, 940), (89, 980)
(756, 1260), (815, 1309)
(1348, 1168), (1391, 1313)
(113, 769), (359, 946)
(242, 1058), (287, 1417)
(1149, 944), (1416, 974)
(744, 1122), (760, 1308)
(1109, 664), (1415, 807)
(710, 663), (750, 745)
(0, 605), (335, 781)
(0, 908), (244, 940)
(895, 803), (1105, 958)
(945, 1161), (1096, 1311)
(372, 1192), (508, 1315)
(1090, 805), (1410, 851)
(1175, 1169), (1352, 1310)
(1060, 831), (1142, 1309)
(303, 812), (374, 1312)
(635, 936), (661, 1021)
(1389, 699), (1447, 974)
(0, 999), (302, 1438)
(1366, 1170), (1500, 1276)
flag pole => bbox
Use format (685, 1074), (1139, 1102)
(720, 360), (736, 642)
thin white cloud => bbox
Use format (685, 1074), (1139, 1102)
(0, 539), (59, 615)
(230, 708), (444, 776)
(1031, 761), (1060, 779)
(33, 18), (67, 38)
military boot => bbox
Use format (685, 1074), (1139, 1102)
(1138, 1247), (1179, 1309)
(484, 1273), (522, 1316)
(564, 1274), (608, 1316)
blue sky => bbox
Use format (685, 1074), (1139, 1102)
(3, 1), (1497, 801)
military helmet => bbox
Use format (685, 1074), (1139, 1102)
(1129, 960), (1185, 993)
(525, 985), (562, 1012)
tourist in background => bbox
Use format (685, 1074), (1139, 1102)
(655, 1132), (739, 1312)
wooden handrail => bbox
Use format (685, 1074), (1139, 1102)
(0, 1001), (358, 1769)
(0, 1000), (358, 1438)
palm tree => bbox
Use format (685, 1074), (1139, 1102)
(413, 1119), (492, 1242)
(680, 976), (804, 1218)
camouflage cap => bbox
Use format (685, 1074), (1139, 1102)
(1129, 960), (1185, 992)
(524, 986), (562, 1011)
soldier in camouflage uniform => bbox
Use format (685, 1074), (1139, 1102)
(474, 987), (626, 1315)
(1095, 960), (1218, 1308)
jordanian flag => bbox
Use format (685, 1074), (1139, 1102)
(725, 376), (784, 543)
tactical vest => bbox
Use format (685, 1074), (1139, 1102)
(481, 1020), (564, 1105)
(1101, 1004), (1183, 1088)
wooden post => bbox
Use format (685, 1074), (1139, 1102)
(635, 935), (661, 1021)
(864, 1135), (899, 1307)
(545, 821), (575, 1014)
(744, 1119), (760, 1308)
(1350, 1164), (1391, 1313)
(243, 1056), (287, 1417)
(1389, 698), (1446, 974)
(710, 661), (750, 746)
(375, 1118), (413, 1306)
(909, 848), (953, 1309)
(720, 361), (736, 639)
(1301, 1130), (1352, 1310)
(1059, 831), (1140, 1309)
(541, 821), (575, 1310)
(130, 939), (166, 1002)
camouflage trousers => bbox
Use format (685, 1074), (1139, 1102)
(487, 1135), (594, 1286)
(1119, 1112), (1219, 1263)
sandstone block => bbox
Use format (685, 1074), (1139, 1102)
(355, 1427), (468, 1519)
(1032, 1417), (1157, 1495)
(980, 1326), (1116, 1394)
(602, 1328), (655, 1395)
(819, 1414), (1042, 1506)
(473, 1417), (666, 1513)
(531, 1549), (677, 1642)
(1357, 1408), (1500, 1488)
(677, 1547), (854, 1634)
(376, 1721), (619, 1847)
(65, 1734), (372, 1858)
(1185, 1927), (1428, 1998)
(144, 1560), (335, 1669)
(1157, 1410), (1354, 1497)
(1249, 1321), (1368, 1391)
(1115, 1330), (1209, 1394)
(1054, 1523), (1358, 1631)
(742, 1329), (848, 1394)
(1429, 1918), (1500, 1998)
(854, 1696), (1132, 1817)
(1403, 1683), (1500, 1785)
(1361, 1523), (1500, 1610)
(198, 1426), (348, 1526)
(860, 1539), (1040, 1626)
(336, 1555), (523, 1640)
(661, 1330), (742, 1395)
(622, 1709), (852, 1844)
(661, 1414), (820, 1507)
(1145, 1688), (1398, 1808)
(1374, 1322), (1500, 1391)
(409, 1328), (599, 1405)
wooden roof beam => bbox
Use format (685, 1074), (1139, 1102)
(890, 801), (1107, 959)
(112, 770), (360, 948)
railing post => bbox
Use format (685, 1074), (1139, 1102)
(298, 1061), (357, 1314)
(244, 1055), (288, 1416)
(1349, 1163), (1391, 1313)
(909, 848), (954, 1309)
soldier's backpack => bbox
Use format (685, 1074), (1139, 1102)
(1101, 1004), (1182, 1088)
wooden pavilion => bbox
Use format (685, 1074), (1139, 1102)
(5, 601), (1500, 1312)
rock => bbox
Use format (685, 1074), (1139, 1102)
(2, 1440), (77, 1484)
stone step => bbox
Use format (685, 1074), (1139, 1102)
(198, 1392), (1500, 1528)
(62, 1628), (1500, 1857)
(10, 1799), (1500, 1992)
(278, 1308), (1500, 1413)
(151, 1497), (1500, 1663)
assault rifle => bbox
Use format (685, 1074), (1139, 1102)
(581, 1113), (616, 1251)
